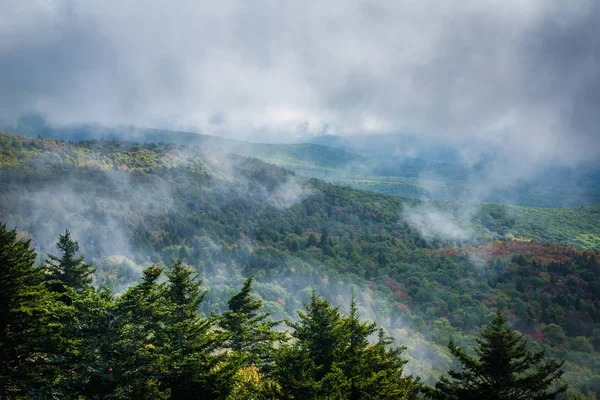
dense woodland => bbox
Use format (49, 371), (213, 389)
(0, 225), (574, 399)
(1, 131), (599, 398)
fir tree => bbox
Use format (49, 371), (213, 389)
(343, 296), (377, 399)
(343, 298), (420, 400)
(426, 309), (568, 400)
(0, 224), (55, 398)
(113, 265), (170, 399)
(45, 229), (95, 293)
(219, 276), (286, 369)
(274, 293), (419, 400)
(62, 286), (118, 398)
(360, 329), (421, 400)
(274, 292), (348, 399)
(163, 259), (238, 399)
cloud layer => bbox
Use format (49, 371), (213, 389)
(1, 0), (599, 162)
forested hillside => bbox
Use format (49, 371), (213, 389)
(10, 119), (600, 208)
(1, 131), (599, 398)
(307, 133), (600, 208)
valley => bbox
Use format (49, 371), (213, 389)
(1, 130), (599, 397)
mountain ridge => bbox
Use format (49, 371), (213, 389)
(1, 130), (599, 394)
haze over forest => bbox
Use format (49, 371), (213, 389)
(1, 1), (600, 399)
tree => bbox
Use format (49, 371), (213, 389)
(425, 309), (568, 400)
(113, 265), (170, 399)
(320, 227), (329, 248)
(307, 234), (318, 248)
(343, 298), (420, 400)
(274, 293), (419, 400)
(45, 229), (95, 293)
(227, 364), (284, 400)
(274, 292), (349, 399)
(360, 329), (421, 400)
(219, 276), (285, 369)
(543, 324), (567, 347)
(343, 297), (378, 398)
(163, 259), (238, 399)
(0, 224), (55, 398)
(60, 286), (119, 398)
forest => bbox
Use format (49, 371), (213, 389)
(0, 225), (574, 399)
(0, 131), (599, 398)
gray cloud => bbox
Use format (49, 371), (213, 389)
(0, 0), (599, 163)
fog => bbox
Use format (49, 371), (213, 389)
(1, 0), (599, 165)
(2, 0), (599, 384)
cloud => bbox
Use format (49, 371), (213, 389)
(403, 203), (474, 243)
(0, 0), (599, 163)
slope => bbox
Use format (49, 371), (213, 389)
(0, 131), (599, 396)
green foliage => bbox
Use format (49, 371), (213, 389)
(0, 226), (582, 399)
(425, 310), (567, 400)
(0, 223), (52, 397)
(274, 293), (420, 399)
(45, 229), (96, 293)
(163, 259), (237, 399)
(219, 276), (286, 369)
(1, 132), (599, 396)
(113, 265), (171, 399)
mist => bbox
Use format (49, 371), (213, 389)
(2, 0), (600, 388)
(1, 0), (599, 167)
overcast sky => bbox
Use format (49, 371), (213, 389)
(1, 0), (599, 163)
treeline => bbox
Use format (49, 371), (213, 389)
(1, 224), (575, 399)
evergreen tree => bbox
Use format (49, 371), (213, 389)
(0, 224), (50, 398)
(291, 292), (347, 381)
(274, 293), (419, 400)
(343, 298), (420, 400)
(426, 309), (568, 400)
(114, 265), (170, 399)
(320, 227), (329, 248)
(163, 259), (238, 399)
(343, 296), (377, 399)
(45, 229), (95, 293)
(274, 292), (348, 399)
(360, 329), (421, 400)
(219, 276), (285, 368)
(60, 286), (118, 398)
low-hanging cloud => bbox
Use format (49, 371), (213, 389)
(1, 0), (599, 163)
(403, 203), (474, 243)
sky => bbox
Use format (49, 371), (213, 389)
(1, 0), (599, 163)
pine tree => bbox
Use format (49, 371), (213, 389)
(360, 329), (421, 400)
(219, 276), (285, 369)
(113, 265), (170, 399)
(163, 259), (238, 399)
(291, 292), (348, 381)
(45, 229), (95, 293)
(0, 224), (54, 398)
(343, 296), (377, 399)
(343, 298), (420, 400)
(426, 309), (568, 400)
(274, 292), (349, 399)
(61, 286), (118, 398)
(274, 293), (419, 400)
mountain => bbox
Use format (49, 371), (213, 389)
(7, 116), (600, 207)
(308, 133), (600, 208)
(308, 133), (464, 163)
(1, 131), (599, 395)
(3, 116), (367, 175)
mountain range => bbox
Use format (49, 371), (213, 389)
(1, 129), (599, 396)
